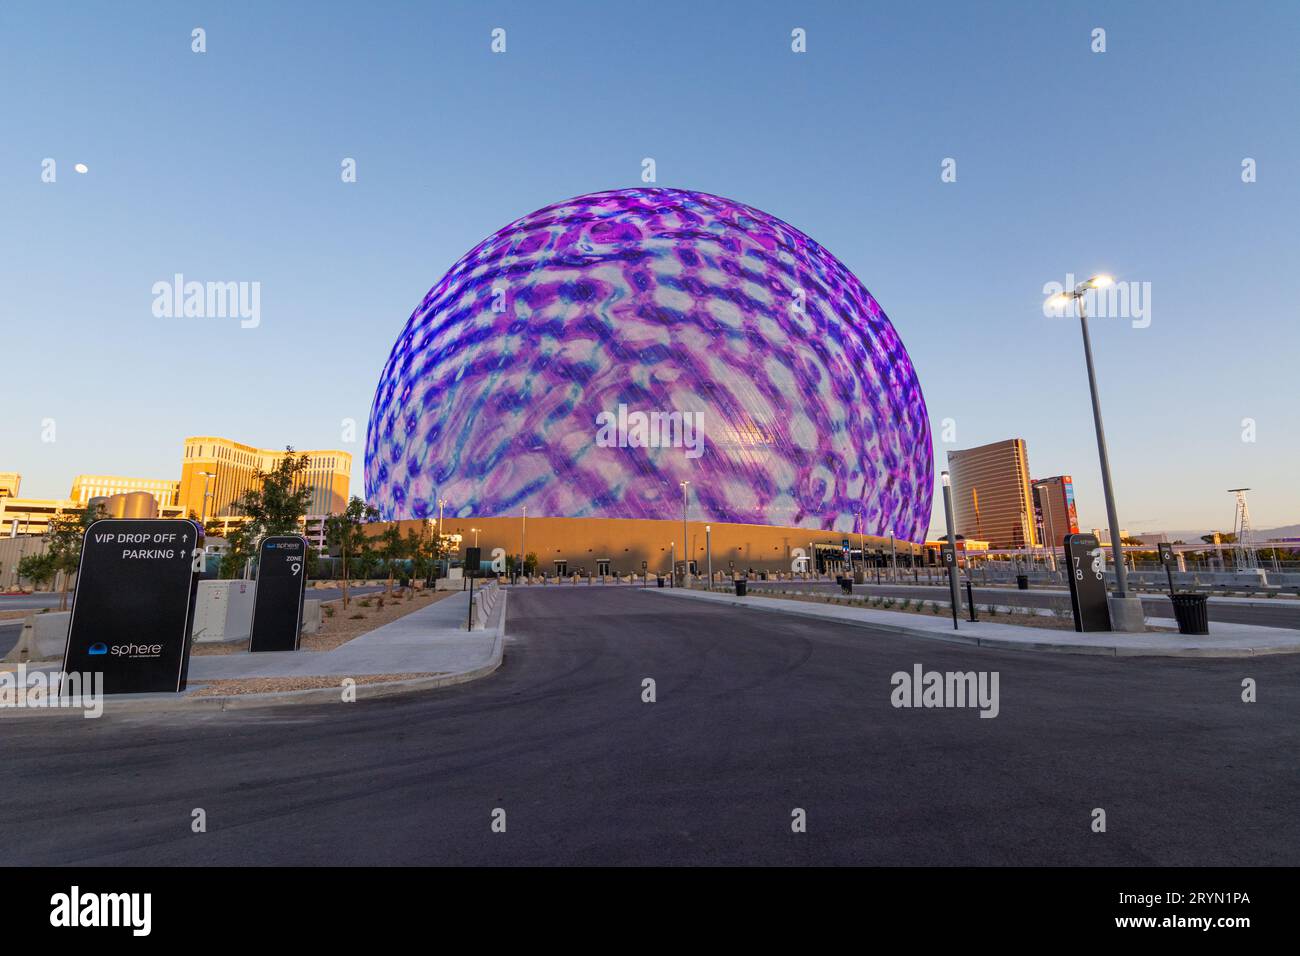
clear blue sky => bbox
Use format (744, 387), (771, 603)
(2, 0), (1296, 537)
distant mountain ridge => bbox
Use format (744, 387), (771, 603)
(1134, 524), (1300, 543)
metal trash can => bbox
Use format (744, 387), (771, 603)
(656, 575), (664, 588)
(734, 578), (747, 597)
(1016, 574), (1029, 590)
(839, 578), (853, 595)
(1171, 592), (1209, 635)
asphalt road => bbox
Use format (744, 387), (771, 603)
(0, 620), (23, 656)
(745, 580), (1300, 630)
(2, 587), (1297, 866)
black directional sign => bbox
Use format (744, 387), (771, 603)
(61, 518), (203, 694)
(1065, 532), (1112, 632)
(465, 547), (481, 578)
(249, 535), (308, 653)
(1158, 542), (1177, 596)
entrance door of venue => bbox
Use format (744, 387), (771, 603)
(553, 560), (568, 576)
(597, 559), (611, 577)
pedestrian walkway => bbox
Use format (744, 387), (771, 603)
(191, 590), (498, 678)
(649, 588), (1300, 658)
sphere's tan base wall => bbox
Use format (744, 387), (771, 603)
(370, 515), (926, 576)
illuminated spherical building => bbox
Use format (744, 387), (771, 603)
(366, 188), (932, 546)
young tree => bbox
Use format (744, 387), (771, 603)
(432, 529), (458, 564)
(219, 524), (257, 580)
(213, 448), (316, 579)
(405, 525), (432, 585)
(379, 524), (406, 595)
(16, 551), (57, 591)
(235, 447), (314, 540)
(45, 503), (106, 610)
(324, 495), (378, 609)
(353, 539), (379, 583)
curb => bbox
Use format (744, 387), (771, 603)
(746, 583), (1298, 610)
(1, 592), (508, 719)
(646, 589), (1300, 659)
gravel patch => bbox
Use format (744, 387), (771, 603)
(187, 673), (443, 697)
(190, 586), (453, 656)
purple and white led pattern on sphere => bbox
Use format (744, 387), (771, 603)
(365, 188), (932, 539)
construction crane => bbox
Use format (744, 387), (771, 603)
(1228, 488), (1259, 570)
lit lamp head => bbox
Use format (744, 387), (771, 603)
(941, 470), (950, 488)
(1073, 273), (1114, 295)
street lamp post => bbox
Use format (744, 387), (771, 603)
(680, 480), (691, 587)
(470, 527), (480, 548)
(705, 524), (713, 590)
(854, 508), (864, 581)
(198, 471), (216, 525)
(435, 497), (447, 579)
(941, 471), (961, 631)
(670, 540), (675, 588)
(1050, 274), (1143, 630)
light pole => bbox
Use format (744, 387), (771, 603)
(198, 471), (216, 525)
(706, 524), (712, 589)
(941, 471), (961, 631)
(680, 480), (690, 586)
(670, 540), (675, 588)
(854, 508), (864, 580)
(1049, 274), (1142, 630)
(433, 496), (447, 578)
(470, 527), (480, 548)
(520, 505), (527, 576)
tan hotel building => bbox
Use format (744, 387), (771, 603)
(70, 475), (181, 513)
(946, 438), (1038, 550)
(3, 437), (351, 540)
(178, 436), (352, 533)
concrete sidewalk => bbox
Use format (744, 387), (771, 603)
(3, 590), (506, 714)
(648, 587), (1300, 658)
(191, 590), (497, 679)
